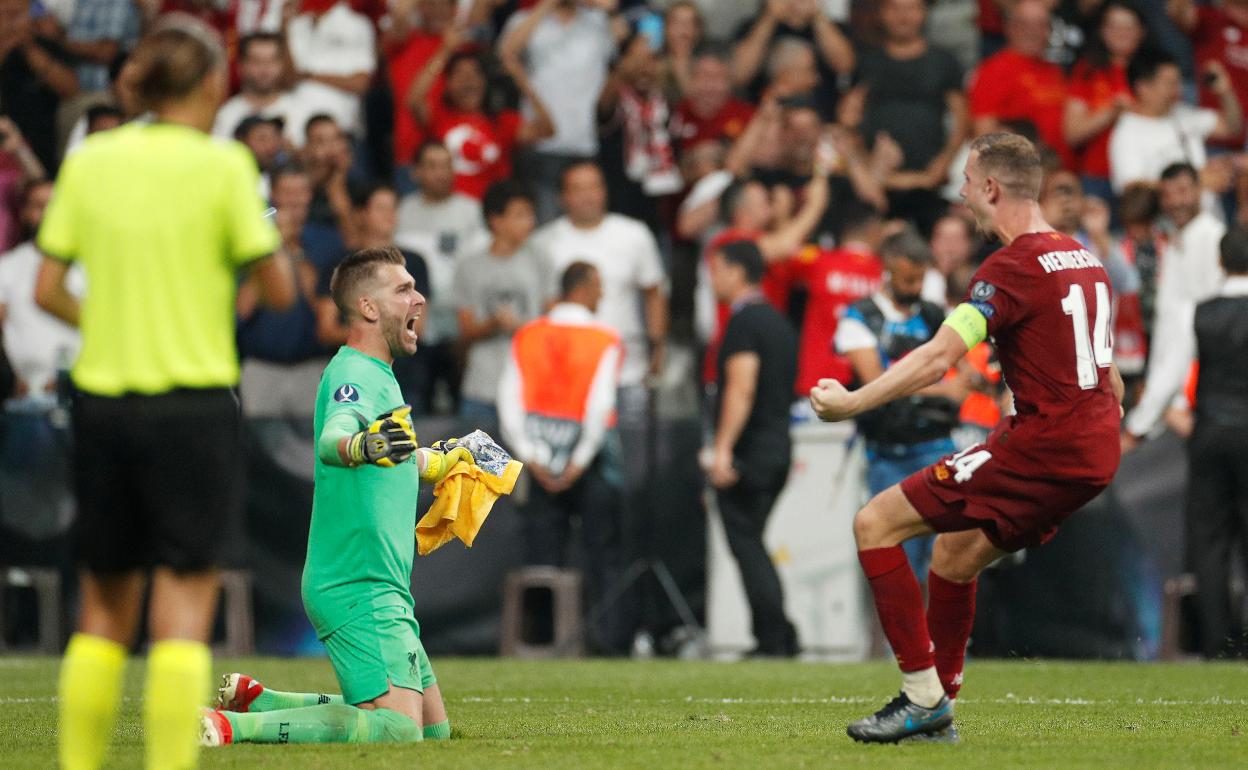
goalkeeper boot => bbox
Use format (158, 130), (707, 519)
(846, 691), (953, 743)
(217, 673), (265, 712)
(199, 708), (233, 747)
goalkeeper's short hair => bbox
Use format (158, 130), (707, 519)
(330, 246), (406, 318)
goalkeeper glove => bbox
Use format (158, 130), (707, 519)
(346, 405), (417, 467)
(419, 436), (475, 484)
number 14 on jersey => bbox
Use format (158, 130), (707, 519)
(1061, 281), (1113, 390)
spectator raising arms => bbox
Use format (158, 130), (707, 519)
(1109, 51), (1242, 193)
(500, 0), (624, 223)
(1169, 0), (1248, 148)
(286, 0), (376, 140)
(733, 0), (854, 112)
(659, 0), (705, 102)
(968, 0), (1071, 167)
(64, 0), (141, 93)
(387, 0), (458, 172)
(409, 29), (554, 199)
(1064, 1), (1146, 199)
(597, 30), (682, 230)
(0, 0), (79, 175)
(858, 0), (968, 235)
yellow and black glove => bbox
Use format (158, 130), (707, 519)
(346, 405), (417, 467)
(419, 436), (475, 484)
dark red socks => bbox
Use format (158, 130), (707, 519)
(926, 570), (977, 699)
(858, 546), (934, 673)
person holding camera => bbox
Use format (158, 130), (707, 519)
(835, 228), (969, 581)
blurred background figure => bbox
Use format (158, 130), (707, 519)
(500, 0), (621, 224)
(706, 240), (799, 658)
(835, 228), (965, 582)
(499, 261), (627, 653)
(454, 179), (548, 421)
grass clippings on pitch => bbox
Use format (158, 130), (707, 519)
(1, 657), (1245, 769)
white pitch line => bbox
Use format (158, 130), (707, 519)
(452, 695), (1248, 707)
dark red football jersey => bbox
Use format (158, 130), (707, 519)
(966, 231), (1121, 484)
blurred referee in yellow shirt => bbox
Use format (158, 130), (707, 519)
(33, 16), (295, 770)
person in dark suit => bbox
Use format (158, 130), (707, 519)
(1179, 225), (1248, 658)
(706, 240), (800, 657)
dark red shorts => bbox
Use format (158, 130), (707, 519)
(899, 442), (1108, 552)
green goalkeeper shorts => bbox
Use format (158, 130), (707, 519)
(321, 604), (437, 705)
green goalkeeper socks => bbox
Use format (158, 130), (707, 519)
(251, 688), (344, 712)
(423, 719), (451, 740)
(224, 705), (422, 744)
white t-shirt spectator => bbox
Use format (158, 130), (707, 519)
(1125, 210), (1226, 437)
(531, 213), (666, 387)
(502, 7), (615, 156)
(212, 92), (306, 146)
(0, 242), (85, 398)
(395, 192), (488, 344)
(1108, 106), (1218, 193)
(286, 2), (376, 138)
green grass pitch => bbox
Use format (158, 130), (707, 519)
(2, 656), (1245, 768)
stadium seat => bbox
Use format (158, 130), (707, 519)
(1160, 574), (1197, 661)
(499, 567), (584, 658)
(213, 570), (255, 657)
(0, 567), (62, 654)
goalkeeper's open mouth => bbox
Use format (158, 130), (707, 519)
(404, 312), (419, 344)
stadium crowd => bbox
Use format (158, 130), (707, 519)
(2, 0), (1247, 658)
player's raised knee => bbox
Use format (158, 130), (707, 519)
(852, 498), (889, 549)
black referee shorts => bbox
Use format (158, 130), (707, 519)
(71, 388), (244, 573)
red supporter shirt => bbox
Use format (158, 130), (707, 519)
(1067, 61), (1130, 178)
(1191, 6), (1248, 147)
(965, 231), (1121, 483)
(792, 244), (882, 394)
(969, 49), (1072, 168)
(429, 103), (522, 199)
(670, 99), (755, 153)
(388, 33), (443, 165)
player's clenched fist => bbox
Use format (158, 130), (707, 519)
(810, 378), (857, 422)
(346, 405), (417, 467)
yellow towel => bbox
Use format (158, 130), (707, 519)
(416, 459), (522, 555)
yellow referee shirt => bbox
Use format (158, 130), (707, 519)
(37, 122), (279, 396)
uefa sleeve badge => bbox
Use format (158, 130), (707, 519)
(333, 384), (361, 403)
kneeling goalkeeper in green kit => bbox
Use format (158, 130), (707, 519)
(201, 246), (505, 746)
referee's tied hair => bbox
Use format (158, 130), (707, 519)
(1220, 226), (1248, 275)
(718, 240), (766, 285)
(128, 14), (225, 112)
(330, 246), (406, 318)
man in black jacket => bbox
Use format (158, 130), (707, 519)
(706, 240), (800, 657)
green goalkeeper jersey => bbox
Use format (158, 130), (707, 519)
(302, 346), (420, 639)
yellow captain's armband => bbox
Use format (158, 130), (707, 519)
(943, 303), (988, 350)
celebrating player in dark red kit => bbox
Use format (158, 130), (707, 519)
(811, 133), (1124, 744)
